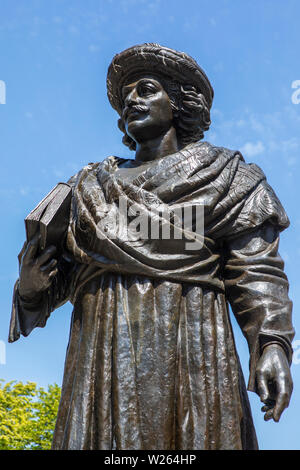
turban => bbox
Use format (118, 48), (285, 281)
(107, 43), (214, 115)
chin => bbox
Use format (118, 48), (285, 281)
(126, 119), (152, 142)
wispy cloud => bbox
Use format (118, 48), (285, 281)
(19, 187), (30, 196)
(210, 106), (300, 166)
(240, 141), (265, 157)
(89, 44), (100, 53)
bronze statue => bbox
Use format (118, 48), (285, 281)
(9, 44), (294, 450)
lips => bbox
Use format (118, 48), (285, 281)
(127, 109), (141, 120)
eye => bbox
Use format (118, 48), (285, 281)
(137, 81), (158, 97)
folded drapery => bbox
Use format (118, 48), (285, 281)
(9, 141), (294, 449)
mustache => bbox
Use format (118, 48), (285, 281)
(122, 104), (150, 121)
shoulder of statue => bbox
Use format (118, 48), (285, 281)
(233, 160), (290, 231)
(196, 140), (243, 160)
(207, 143), (268, 183)
(66, 162), (98, 186)
(66, 156), (131, 193)
(235, 159), (267, 181)
(66, 158), (123, 188)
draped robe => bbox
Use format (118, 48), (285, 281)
(9, 141), (294, 450)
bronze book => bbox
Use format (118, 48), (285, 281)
(25, 183), (72, 251)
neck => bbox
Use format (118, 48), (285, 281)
(134, 127), (179, 163)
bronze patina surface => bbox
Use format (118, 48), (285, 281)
(10, 44), (294, 450)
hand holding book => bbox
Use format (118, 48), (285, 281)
(25, 182), (72, 251)
(18, 233), (58, 300)
(18, 183), (72, 301)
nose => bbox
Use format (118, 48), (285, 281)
(124, 87), (139, 107)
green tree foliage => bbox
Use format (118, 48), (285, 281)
(0, 380), (61, 450)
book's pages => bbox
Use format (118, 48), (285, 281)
(25, 183), (72, 252)
(24, 184), (62, 241)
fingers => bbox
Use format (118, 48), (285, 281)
(261, 399), (276, 421)
(264, 409), (274, 421)
(23, 233), (40, 262)
(257, 369), (277, 421)
(39, 256), (58, 287)
(37, 246), (57, 267)
(48, 269), (58, 280)
(258, 376), (292, 422)
(41, 266), (58, 290)
(273, 379), (292, 422)
(256, 371), (270, 404)
(40, 258), (57, 272)
(261, 401), (275, 412)
(258, 377), (290, 422)
(256, 346), (293, 423)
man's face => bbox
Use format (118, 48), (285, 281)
(121, 76), (174, 144)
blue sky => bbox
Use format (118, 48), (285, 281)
(0, 0), (299, 450)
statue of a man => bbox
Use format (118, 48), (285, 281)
(9, 44), (294, 450)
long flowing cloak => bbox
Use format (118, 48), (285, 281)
(9, 142), (294, 450)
